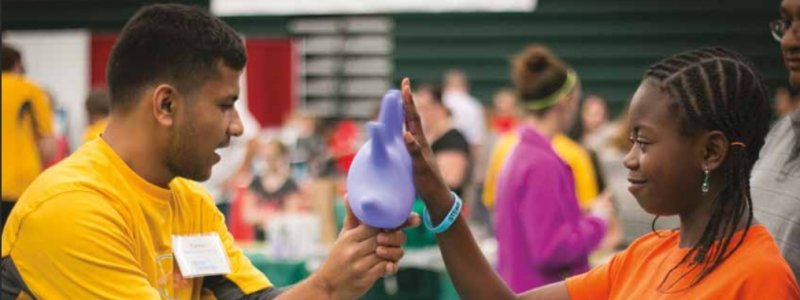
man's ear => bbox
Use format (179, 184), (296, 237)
(700, 130), (729, 171)
(152, 84), (178, 127)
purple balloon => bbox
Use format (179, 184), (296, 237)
(346, 90), (416, 229)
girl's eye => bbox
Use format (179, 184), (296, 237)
(637, 139), (649, 149)
(629, 137), (649, 150)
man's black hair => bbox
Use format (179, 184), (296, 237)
(106, 4), (246, 111)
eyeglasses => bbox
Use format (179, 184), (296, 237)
(771, 19), (790, 43)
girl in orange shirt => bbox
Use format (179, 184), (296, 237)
(398, 47), (800, 299)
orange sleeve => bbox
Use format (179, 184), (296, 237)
(565, 249), (629, 300)
(565, 263), (610, 300)
(732, 256), (800, 299)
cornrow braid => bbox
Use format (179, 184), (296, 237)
(643, 47), (772, 292)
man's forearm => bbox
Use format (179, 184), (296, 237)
(275, 274), (332, 300)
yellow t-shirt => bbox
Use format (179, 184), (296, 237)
(483, 133), (520, 209)
(1, 72), (53, 200)
(83, 117), (108, 144)
(551, 133), (599, 208)
(483, 132), (599, 209)
(1, 138), (272, 299)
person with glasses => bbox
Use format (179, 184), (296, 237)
(752, 0), (800, 283)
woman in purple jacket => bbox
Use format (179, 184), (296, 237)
(494, 45), (612, 292)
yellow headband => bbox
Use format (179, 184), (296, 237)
(523, 70), (578, 110)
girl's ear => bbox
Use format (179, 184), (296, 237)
(701, 130), (729, 171)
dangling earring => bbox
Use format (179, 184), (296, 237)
(702, 166), (710, 194)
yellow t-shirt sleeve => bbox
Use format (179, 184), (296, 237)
(551, 135), (599, 209)
(203, 193), (273, 293)
(482, 134), (519, 209)
(8, 191), (160, 299)
(571, 148), (599, 208)
(29, 84), (53, 137)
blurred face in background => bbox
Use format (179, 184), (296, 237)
(781, 0), (800, 86)
(493, 89), (518, 117)
(582, 95), (609, 133)
(414, 88), (447, 133)
(285, 112), (318, 138)
(773, 87), (800, 117)
(296, 114), (317, 137)
(261, 139), (288, 171)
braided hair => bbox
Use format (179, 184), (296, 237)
(643, 47), (772, 291)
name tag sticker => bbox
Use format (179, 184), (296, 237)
(172, 232), (231, 278)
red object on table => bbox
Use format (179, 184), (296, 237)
(229, 185), (254, 242)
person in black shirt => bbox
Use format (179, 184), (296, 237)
(414, 84), (471, 197)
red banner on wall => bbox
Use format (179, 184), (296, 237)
(245, 39), (296, 127)
(90, 34), (296, 127)
(90, 34), (117, 89)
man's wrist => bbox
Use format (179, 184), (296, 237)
(307, 272), (335, 299)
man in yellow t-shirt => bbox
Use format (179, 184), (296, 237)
(1, 45), (57, 233)
(1, 4), (413, 299)
(483, 132), (599, 210)
(82, 88), (110, 143)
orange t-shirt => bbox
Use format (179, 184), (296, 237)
(566, 225), (800, 299)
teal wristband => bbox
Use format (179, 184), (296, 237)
(422, 191), (462, 234)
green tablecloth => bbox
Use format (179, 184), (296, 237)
(244, 252), (310, 287)
(363, 269), (459, 300)
(244, 252), (460, 299)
